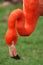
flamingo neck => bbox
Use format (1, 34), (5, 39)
(17, 0), (39, 36)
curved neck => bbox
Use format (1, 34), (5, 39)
(8, 0), (43, 36)
(17, 0), (40, 36)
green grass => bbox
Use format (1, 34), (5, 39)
(0, 4), (43, 65)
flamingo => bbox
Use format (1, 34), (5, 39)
(5, 0), (43, 60)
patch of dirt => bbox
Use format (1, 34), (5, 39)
(0, 1), (11, 7)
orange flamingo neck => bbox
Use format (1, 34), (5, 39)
(16, 0), (39, 36)
(8, 0), (43, 36)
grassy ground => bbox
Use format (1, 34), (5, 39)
(0, 4), (43, 65)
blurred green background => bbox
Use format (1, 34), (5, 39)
(0, 1), (43, 65)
